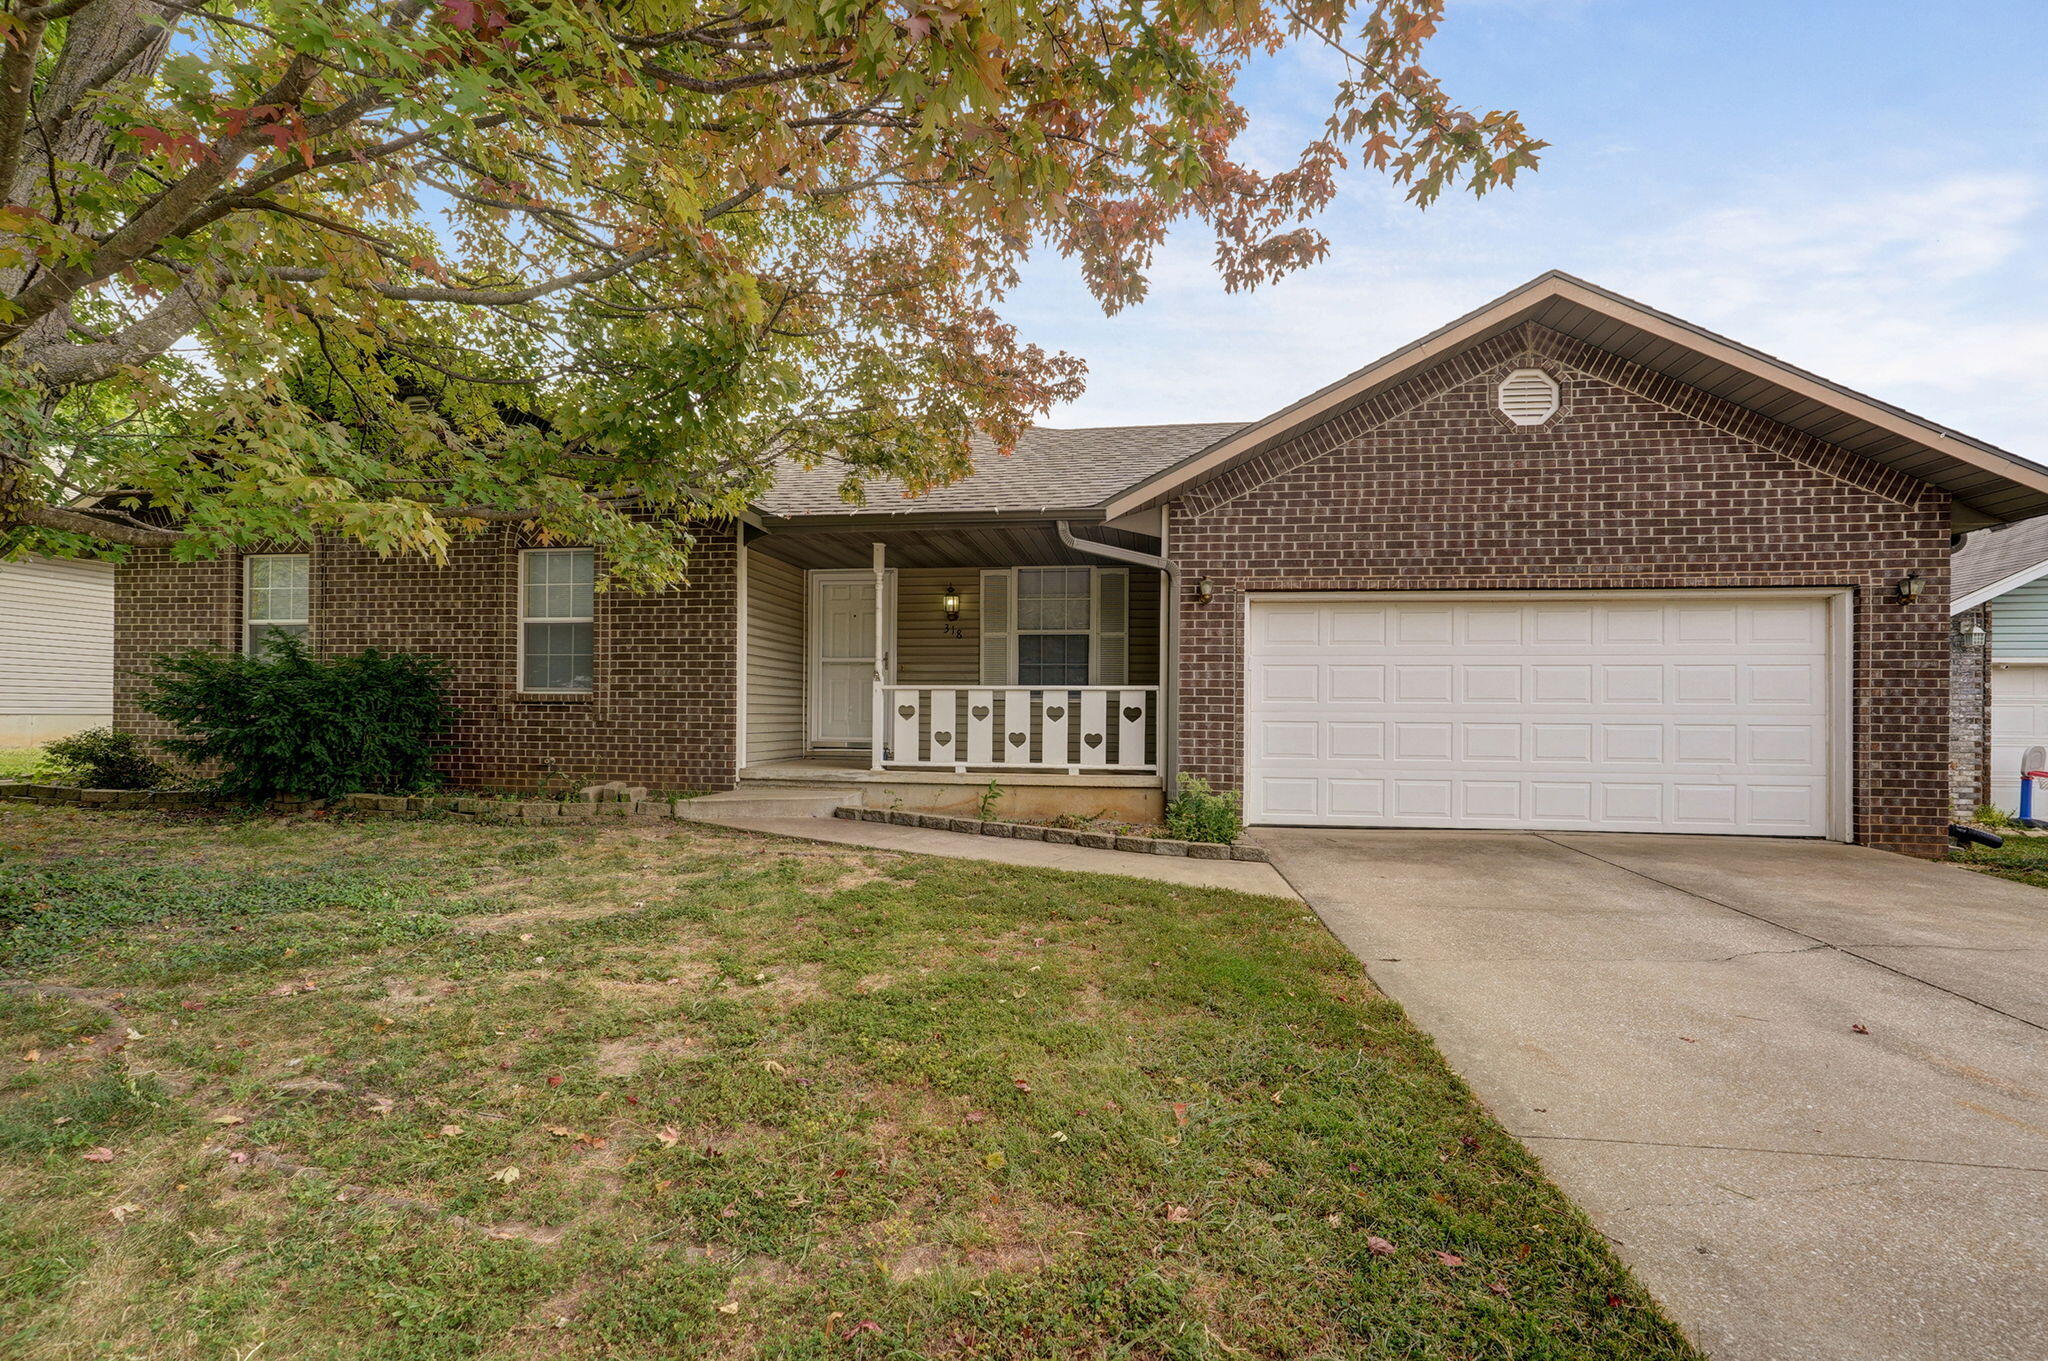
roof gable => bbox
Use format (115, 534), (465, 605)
(1953, 516), (2048, 613)
(1100, 272), (2048, 531)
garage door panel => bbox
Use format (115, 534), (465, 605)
(1245, 595), (1835, 835)
(1988, 664), (2048, 809)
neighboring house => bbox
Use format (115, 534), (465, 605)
(113, 273), (2048, 857)
(1950, 517), (2048, 815)
(0, 554), (115, 747)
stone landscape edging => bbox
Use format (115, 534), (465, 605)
(0, 783), (1272, 858)
(832, 804), (1268, 862)
(0, 782), (700, 822)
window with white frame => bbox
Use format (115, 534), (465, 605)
(244, 554), (309, 657)
(980, 567), (1129, 687)
(520, 548), (594, 692)
(1014, 567), (1093, 687)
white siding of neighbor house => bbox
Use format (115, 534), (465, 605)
(0, 555), (116, 744)
(744, 548), (807, 764)
(1990, 578), (2048, 659)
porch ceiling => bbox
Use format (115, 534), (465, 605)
(746, 520), (1161, 570)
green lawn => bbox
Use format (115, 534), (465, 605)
(1951, 832), (2048, 890)
(0, 747), (44, 779)
(0, 803), (1697, 1360)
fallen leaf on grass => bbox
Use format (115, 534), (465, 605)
(714, 1301), (739, 1315)
(546, 1075), (563, 1088)
(108, 1203), (142, 1223)
(436, 1124), (464, 1138)
(1433, 1251), (1465, 1267)
(1488, 1281), (1512, 1297)
(1012, 1078), (1032, 1093)
(1171, 1101), (1188, 1126)
(1366, 1236), (1396, 1257)
(20, 1049), (37, 1063)
(490, 1166), (522, 1184)
(1164, 1205), (1193, 1223)
(209, 1114), (245, 1126)
(654, 1126), (681, 1148)
(81, 1147), (116, 1162)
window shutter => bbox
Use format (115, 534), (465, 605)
(1091, 568), (1128, 685)
(979, 569), (1014, 685)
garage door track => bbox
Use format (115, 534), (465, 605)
(1258, 829), (2048, 1361)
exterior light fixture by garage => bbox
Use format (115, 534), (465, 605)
(1955, 613), (1987, 647)
(1894, 571), (1925, 603)
(1194, 577), (1214, 605)
(941, 585), (961, 622)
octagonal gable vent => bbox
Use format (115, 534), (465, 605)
(1497, 367), (1560, 426)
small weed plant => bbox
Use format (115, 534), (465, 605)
(1165, 774), (1244, 845)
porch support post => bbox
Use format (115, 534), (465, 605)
(1055, 520), (1178, 794)
(870, 540), (887, 771)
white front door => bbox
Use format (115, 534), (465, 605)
(809, 570), (895, 749)
(1244, 591), (1844, 836)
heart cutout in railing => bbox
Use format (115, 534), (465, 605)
(934, 731), (952, 746)
(1122, 706), (1143, 722)
(1044, 705), (1065, 721)
(1008, 732), (1026, 747)
(897, 704), (916, 720)
(1084, 732), (1103, 748)
(971, 705), (990, 720)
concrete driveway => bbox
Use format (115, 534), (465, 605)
(1256, 829), (2048, 1361)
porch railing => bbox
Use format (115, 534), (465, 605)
(875, 685), (1158, 773)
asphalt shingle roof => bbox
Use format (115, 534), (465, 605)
(755, 422), (1246, 519)
(1954, 517), (2048, 603)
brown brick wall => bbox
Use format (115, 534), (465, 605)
(1168, 323), (1955, 858)
(116, 525), (740, 794)
(1949, 607), (1990, 819)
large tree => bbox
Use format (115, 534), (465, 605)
(0, 0), (1538, 586)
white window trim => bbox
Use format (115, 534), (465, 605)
(517, 547), (596, 695)
(243, 553), (309, 655)
(985, 566), (1129, 686)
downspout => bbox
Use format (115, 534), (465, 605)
(1057, 519), (1178, 795)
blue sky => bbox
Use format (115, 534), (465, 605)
(1009, 0), (2048, 457)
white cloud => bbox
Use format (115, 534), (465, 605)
(1019, 167), (2048, 459)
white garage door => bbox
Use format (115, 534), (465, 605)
(1988, 663), (2048, 812)
(1245, 593), (1839, 835)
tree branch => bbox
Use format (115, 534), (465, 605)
(10, 499), (183, 546)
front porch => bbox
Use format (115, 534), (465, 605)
(737, 518), (1169, 820)
(737, 753), (1166, 821)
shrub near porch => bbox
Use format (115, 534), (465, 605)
(0, 807), (1696, 1359)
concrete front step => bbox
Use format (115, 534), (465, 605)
(681, 785), (859, 821)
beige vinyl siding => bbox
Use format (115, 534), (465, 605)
(893, 566), (1159, 685)
(0, 555), (115, 720)
(744, 548), (806, 763)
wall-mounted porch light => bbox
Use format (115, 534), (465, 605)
(1193, 576), (1214, 605)
(1955, 613), (1988, 648)
(942, 585), (961, 622)
(1894, 571), (1925, 604)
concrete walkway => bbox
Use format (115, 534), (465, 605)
(1256, 828), (2048, 1361)
(690, 811), (1300, 898)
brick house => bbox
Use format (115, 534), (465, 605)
(115, 273), (2048, 856)
(1949, 516), (2048, 817)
